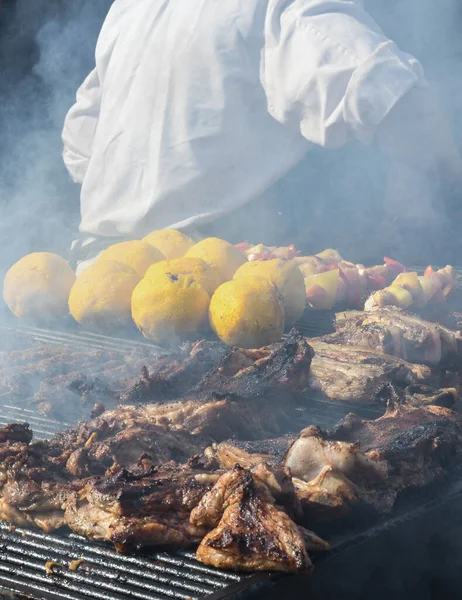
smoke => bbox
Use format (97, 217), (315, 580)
(0, 0), (461, 287)
(0, 0), (112, 283)
(277, 0), (462, 266)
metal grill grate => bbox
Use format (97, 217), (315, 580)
(0, 405), (71, 439)
(0, 523), (263, 600)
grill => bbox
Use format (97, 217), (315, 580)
(0, 305), (459, 599)
(0, 523), (260, 600)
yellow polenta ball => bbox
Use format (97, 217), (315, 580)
(209, 276), (284, 348)
(98, 240), (164, 278)
(234, 258), (306, 329)
(3, 252), (75, 320)
(143, 229), (194, 259)
(145, 257), (222, 296)
(184, 237), (246, 282)
(131, 273), (210, 346)
(68, 260), (140, 330)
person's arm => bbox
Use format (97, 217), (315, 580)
(62, 68), (101, 184)
(61, 0), (126, 183)
(262, 0), (426, 148)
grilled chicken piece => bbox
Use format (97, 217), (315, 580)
(201, 442), (277, 470)
(191, 465), (320, 573)
(0, 437), (89, 532)
(283, 426), (391, 519)
(64, 464), (215, 550)
(308, 340), (432, 404)
(60, 415), (203, 478)
(283, 404), (462, 520)
(199, 444), (303, 521)
(284, 426), (388, 484)
(323, 308), (462, 365)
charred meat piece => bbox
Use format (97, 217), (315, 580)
(190, 331), (313, 401)
(328, 402), (462, 489)
(403, 384), (458, 408)
(284, 426), (388, 485)
(0, 440), (84, 532)
(64, 464), (216, 550)
(283, 404), (462, 521)
(323, 308), (462, 366)
(191, 465), (322, 573)
(197, 444), (302, 521)
(118, 341), (231, 404)
(0, 423), (32, 445)
(200, 442), (277, 471)
(283, 426), (391, 520)
(308, 340), (432, 404)
(54, 409), (205, 478)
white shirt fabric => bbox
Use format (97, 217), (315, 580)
(62, 0), (425, 239)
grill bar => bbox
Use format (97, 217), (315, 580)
(0, 524), (252, 600)
(0, 324), (166, 354)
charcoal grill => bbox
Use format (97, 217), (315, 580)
(0, 310), (461, 599)
(0, 466), (461, 600)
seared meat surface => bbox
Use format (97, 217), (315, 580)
(283, 403), (462, 521)
(64, 463), (216, 550)
(323, 308), (462, 366)
(308, 340), (432, 404)
(329, 402), (462, 487)
(191, 465), (319, 573)
(0, 333), (314, 422)
(189, 331), (313, 400)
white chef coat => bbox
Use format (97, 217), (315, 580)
(62, 0), (425, 239)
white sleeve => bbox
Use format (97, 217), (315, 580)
(62, 68), (102, 183)
(61, 1), (125, 183)
(262, 0), (426, 148)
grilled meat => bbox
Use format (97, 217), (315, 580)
(323, 308), (462, 366)
(284, 403), (462, 521)
(329, 402), (462, 485)
(64, 464), (216, 550)
(0, 333), (313, 422)
(283, 426), (392, 519)
(191, 465), (321, 573)
(0, 345), (166, 419)
(189, 331), (313, 400)
(285, 425), (388, 484)
(0, 437), (86, 532)
(0, 423), (32, 445)
(117, 340), (231, 404)
(308, 340), (432, 404)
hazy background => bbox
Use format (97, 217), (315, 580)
(0, 0), (461, 278)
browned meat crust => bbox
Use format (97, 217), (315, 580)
(307, 339), (433, 404)
(323, 308), (462, 366)
(64, 464), (216, 550)
(283, 403), (462, 521)
(192, 465), (315, 573)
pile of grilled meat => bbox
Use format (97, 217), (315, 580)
(0, 307), (462, 573)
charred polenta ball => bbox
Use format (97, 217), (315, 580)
(3, 252), (75, 321)
(145, 257), (222, 296)
(234, 258), (305, 329)
(69, 260), (140, 330)
(98, 240), (164, 278)
(184, 237), (247, 282)
(209, 276), (284, 348)
(143, 229), (195, 259)
(131, 272), (210, 346)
